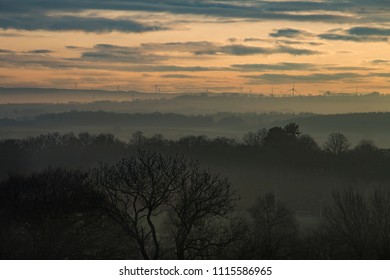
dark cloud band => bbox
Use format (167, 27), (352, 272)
(0, 14), (167, 33)
(0, 0), (389, 33)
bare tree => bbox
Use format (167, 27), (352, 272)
(91, 151), (240, 259)
(243, 128), (267, 146)
(323, 133), (351, 155)
(297, 134), (320, 151)
(90, 151), (187, 259)
(321, 190), (370, 259)
(167, 163), (239, 259)
(354, 139), (378, 154)
(371, 188), (390, 258)
(248, 192), (298, 259)
(130, 131), (147, 146)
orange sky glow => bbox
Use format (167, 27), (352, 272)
(0, 1), (389, 95)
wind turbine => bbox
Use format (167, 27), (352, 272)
(289, 82), (298, 96)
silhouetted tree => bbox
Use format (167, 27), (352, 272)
(263, 127), (286, 147)
(146, 134), (165, 146)
(167, 162), (239, 259)
(283, 122), (301, 138)
(243, 128), (267, 146)
(321, 190), (370, 259)
(90, 151), (186, 260)
(247, 192), (299, 259)
(371, 188), (390, 258)
(354, 139), (378, 154)
(130, 131), (147, 146)
(0, 168), (127, 259)
(297, 134), (320, 151)
(263, 123), (302, 148)
(91, 151), (240, 259)
(78, 132), (94, 147)
(323, 133), (351, 155)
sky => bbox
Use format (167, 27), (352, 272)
(0, 0), (389, 95)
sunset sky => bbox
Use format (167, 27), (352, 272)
(0, 0), (389, 94)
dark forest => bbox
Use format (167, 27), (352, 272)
(1, 123), (389, 259)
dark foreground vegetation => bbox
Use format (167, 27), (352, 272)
(1, 123), (390, 259)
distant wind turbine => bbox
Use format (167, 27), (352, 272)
(289, 82), (298, 96)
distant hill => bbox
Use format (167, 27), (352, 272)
(1, 88), (390, 115)
(0, 87), (390, 112)
(0, 87), (172, 103)
(1, 110), (390, 147)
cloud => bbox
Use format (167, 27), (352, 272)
(218, 45), (271, 55)
(243, 37), (266, 42)
(80, 44), (165, 63)
(227, 37), (238, 43)
(0, 0), (385, 34)
(0, 48), (14, 53)
(161, 74), (196, 79)
(0, 41), (321, 76)
(242, 71), (390, 85)
(242, 73), (365, 84)
(348, 26), (390, 36)
(269, 29), (325, 46)
(270, 28), (312, 38)
(0, 52), (81, 69)
(319, 26), (390, 42)
(139, 65), (225, 72)
(0, 14), (167, 33)
(275, 45), (320, 56)
(231, 62), (374, 73)
(326, 0), (390, 12)
(372, 73), (390, 78)
(370, 59), (390, 65)
(319, 33), (388, 42)
(325, 66), (375, 71)
(142, 41), (217, 54)
(66, 46), (83, 50)
(231, 63), (318, 71)
(0, 47), (226, 73)
(275, 40), (323, 46)
(0, 32), (25, 37)
(0, 40), (382, 89)
(143, 42), (320, 56)
(26, 49), (55, 54)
